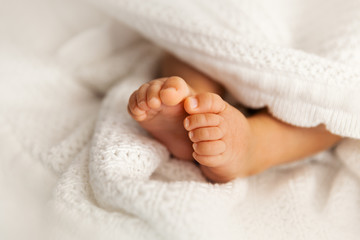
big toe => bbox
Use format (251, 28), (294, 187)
(159, 76), (191, 106)
(184, 92), (226, 114)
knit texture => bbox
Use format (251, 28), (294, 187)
(1, 0), (360, 239)
(92, 0), (360, 138)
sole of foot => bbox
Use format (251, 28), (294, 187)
(183, 92), (257, 182)
(128, 76), (195, 160)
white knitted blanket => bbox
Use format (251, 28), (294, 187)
(1, 0), (360, 239)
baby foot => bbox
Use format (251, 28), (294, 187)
(128, 76), (194, 160)
(183, 93), (260, 182)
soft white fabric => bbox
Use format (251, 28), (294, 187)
(1, 0), (360, 240)
(91, 0), (360, 139)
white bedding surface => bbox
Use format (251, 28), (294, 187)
(1, 0), (360, 239)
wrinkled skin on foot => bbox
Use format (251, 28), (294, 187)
(128, 76), (195, 160)
(128, 77), (258, 182)
(183, 93), (257, 182)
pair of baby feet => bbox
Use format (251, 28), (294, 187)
(128, 76), (258, 182)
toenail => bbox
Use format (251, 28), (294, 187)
(163, 87), (177, 91)
(192, 143), (197, 150)
(188, 131), (193, 139)
(188, 97), (198, 109)
(149, 98), (160, 106)
(184, 118), (189, 128)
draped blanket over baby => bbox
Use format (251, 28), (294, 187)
(1, 0), (359, 239)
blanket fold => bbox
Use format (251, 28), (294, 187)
(88, 0), (360, 138)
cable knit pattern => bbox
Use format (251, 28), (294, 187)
(90, 0), (360, 138)
(1, 0), (360, 240)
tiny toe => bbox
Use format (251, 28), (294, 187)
(130, 111), (147, 121)
(184, 93), (226, 114)
(136, 83), (151, 110)
(189, 127), (223, 142)
(159, 76), (190, 106)
(162, 76), (188, 92)
(184, 113), (223, 131)
(146, 83), (162, 109)
(193, 140), (226, 155)
(127, 92), (147, 122)
(193, 153), (225, 168)
(128, 92), (146, 116)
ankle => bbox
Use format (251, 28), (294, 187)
(246, 117), (271, 176)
